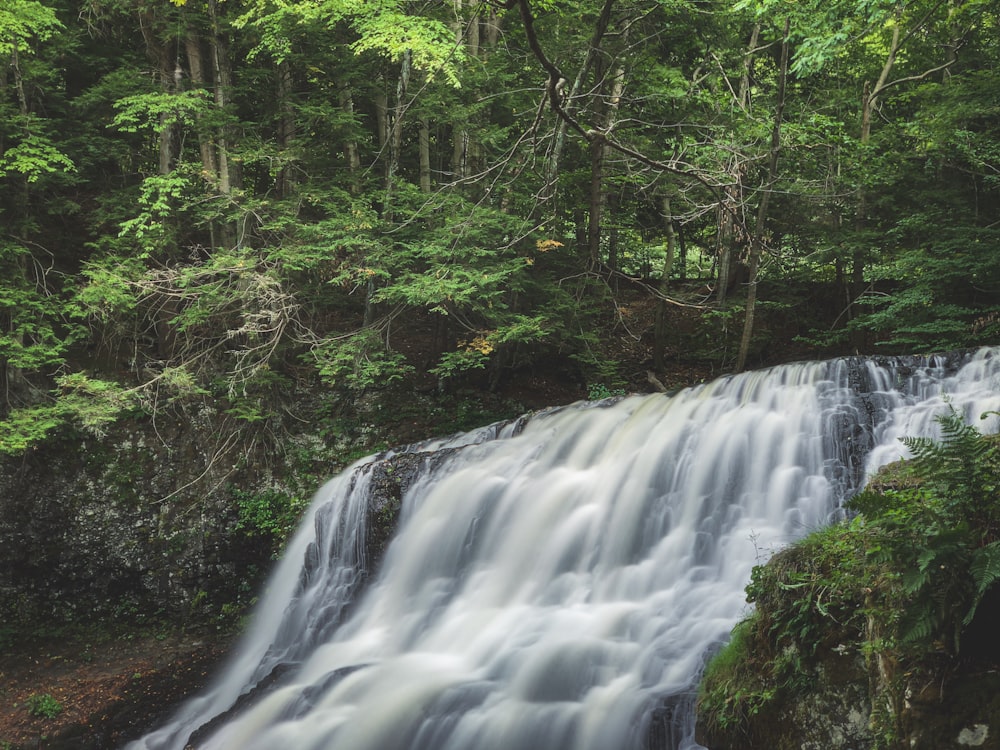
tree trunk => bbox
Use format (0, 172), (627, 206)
(184, 30), (218, 181)
(587, 135), (605, 267)
(653, 195), (677, 370)
(849, 20), (900, 348)
(587, 46), (626, 268)
(484, 6), (501, 50)
(276, 60), (298, 198)
(716, 25), (758, 306)
(451, 125), (467, 183)
(338, 84), (361, 193)
(384, 49), (412, 221)
(419, 118), (431, 193)
(542, 0), (615, 204)
(677, 223), (688, 281)
(736, 20), (789, 373)
(138, 10), (176, 176)
(208, 0), (234, 196)
(373, 78), (389, 150)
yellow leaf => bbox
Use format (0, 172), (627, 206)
(535, 239), (564, 252)
(463, 334), (494, 355)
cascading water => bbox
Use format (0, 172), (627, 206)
(128, 349), (1000, 750)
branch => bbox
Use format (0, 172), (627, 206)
(513, 0), (593, 142)
(513, 0), (725, 200)
(875, 59), (959, 97)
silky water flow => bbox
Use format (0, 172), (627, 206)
(128, 349), (1000, 750)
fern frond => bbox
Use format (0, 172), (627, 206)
(971, 542), (1000, 590)
(900, 611), (936, 644)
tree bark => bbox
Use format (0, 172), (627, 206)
(542, 0), (615, 204)
(338, 83), (361, 193)
(587, 39), (626, 267)
(716, 24), (759, 306)
(384, 49), (412, 221)
(419, 118), (432, 193)
(736, 20), (789, 373)
(184, 30), (218, 182)
(208, 0), (234, 196)
(653, 194), (677, 370)
(373, 79), (389, 150)
(138, 9), (176, 176)
(276, 60), (298, 198)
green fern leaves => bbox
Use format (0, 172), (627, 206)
(855, 407), (1000, 654)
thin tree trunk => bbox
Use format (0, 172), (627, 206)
(653, 194), (677, 370)
(849, 20), (900, 347)
(276, 60), (298, 198)
(208, 0), (233, 196)
(542, 0), (615, 203)
(138, 10), (176, 176)
(677, 223), (687, 281)
(419, 118), (431, 193)
(384, 49), (412, 221)
(716, 24), (758, 306)
(374, 79), (388, 150)
(338, 84), (361, 193)
(184, 30), (218, 181)
(484, 6), (501, 50)
(587, 136), (605, 266)
(587, 46), (626, 267)
(451, 126), (467, 182)
(736, 19), (789, 373)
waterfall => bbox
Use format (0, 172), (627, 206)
(128, 349), (1000, 750)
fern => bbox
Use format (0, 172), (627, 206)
(857, 408), (1000, 654)
(966, 541), (1000, 626)
(901, 409), (999, 524)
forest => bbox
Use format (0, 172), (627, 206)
(3, 2), (1000, 746)
(1, 0), (999, 450)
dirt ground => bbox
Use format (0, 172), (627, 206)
(0, 630), (232, 749)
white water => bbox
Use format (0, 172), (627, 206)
(129, 349), (1000, 750)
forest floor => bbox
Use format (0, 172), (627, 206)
(0, 628), (233, 749)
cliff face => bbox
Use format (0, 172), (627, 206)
(0, 394), (479, 749)
(0, 399), (343, 632)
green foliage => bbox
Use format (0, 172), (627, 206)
(0, 0), (996, 453)
(0, 133), (76, 183)
(700, 518), (876, 735)
(24, 693), (62, 719)
(0, 373), (138, 453)
(311, 328), (413, 391)
(112, 90), (214, 136)
(849, 408), (1000, 650)
(0, 242), (74, 373)
(0, 0), (62, 56)
(233, 488), (307, 546)
(235, 0), (464, 84)
(698, 618), (778, 735)
(586, 383), (625, 400)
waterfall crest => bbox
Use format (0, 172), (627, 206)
(128, 349), (1000, 750)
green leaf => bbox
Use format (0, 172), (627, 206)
(0, 133), (75, 182)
